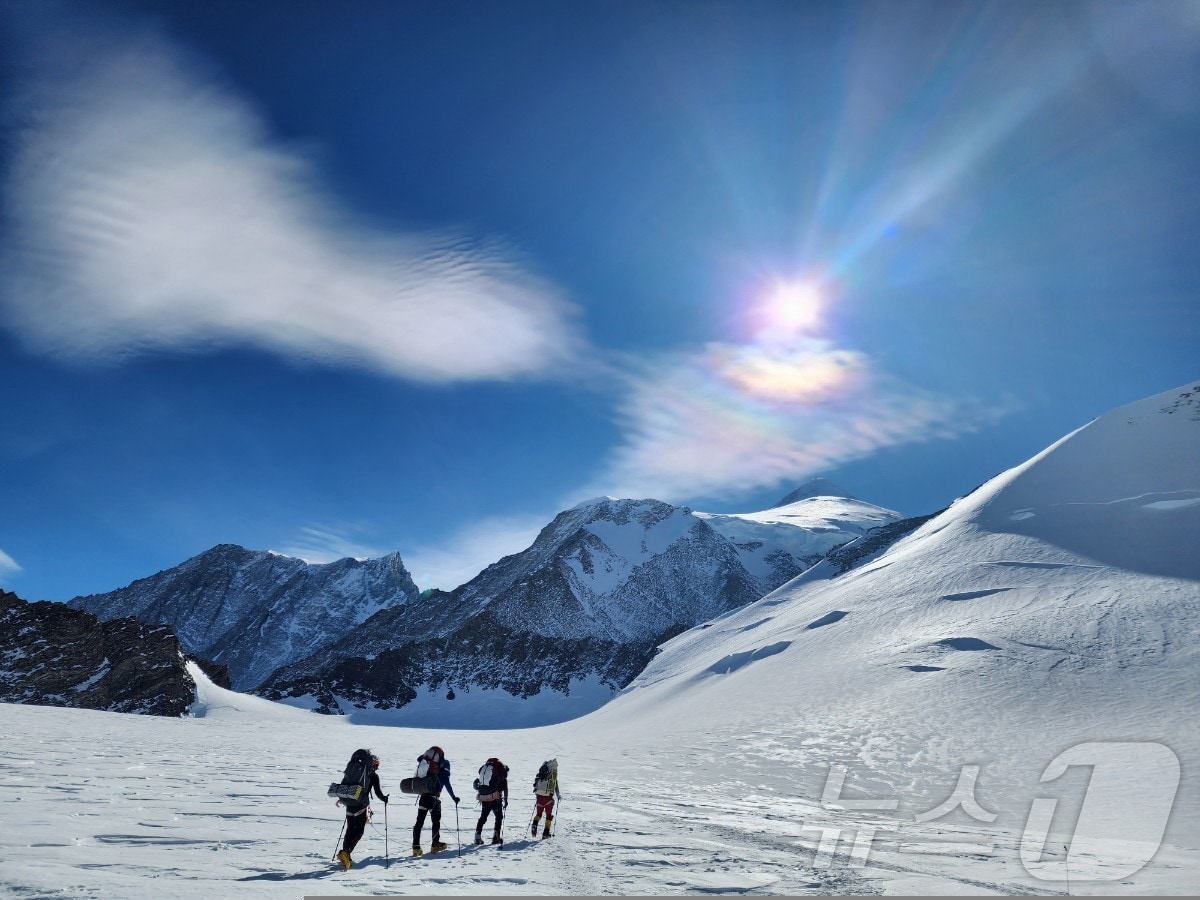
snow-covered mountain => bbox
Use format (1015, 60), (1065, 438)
(0, 588), (227, 715)
(584, 380), (1200, 875)
(697, 485), (903, 586)
(68, 544), (421, 690)
(261, 492), (906, 725)
(773, 475), (860, 505)
(3, 383), (1197, 898)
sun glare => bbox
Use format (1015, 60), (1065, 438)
(762, 279), (824, 336)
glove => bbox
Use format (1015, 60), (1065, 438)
(454, 796), (460, 805)
(503, 798), (508, 808)
(382, 794), (389, 804)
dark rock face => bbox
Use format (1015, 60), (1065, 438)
(0, 589), (228, 716)
(825, 512), (943, 574)
(264, 615), (663, 716)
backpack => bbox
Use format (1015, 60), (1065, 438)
(474, 757), (506, 803)
(327, 748), (375, 805)
(415, 746), (444, 780)
(533, 758), (557, 795)
(400, 745), (445, 796)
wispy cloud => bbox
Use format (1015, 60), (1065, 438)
(0, 548), (22, 585)
(275, 516), (547, 590)
(0, 26), (583, 382)
(404, 513), (549, 592)
(591, 340), (1011, 504)
(273, 525), (389, 565)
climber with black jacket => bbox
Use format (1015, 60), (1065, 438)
(336, 753), (388, 870)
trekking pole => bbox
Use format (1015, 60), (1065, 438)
(455, 800), (461, 857)
(332, 818), (346, 861)
(384, 800), (389, 870)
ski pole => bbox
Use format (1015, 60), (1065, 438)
(384, 798), (389, 870)
(455, 799), (461, 857)
(332, 818), (346, 861)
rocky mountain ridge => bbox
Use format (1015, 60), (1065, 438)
(260, 489), (912, 723)
(69, 544), (420, 690)
(62, 480), (912, 724)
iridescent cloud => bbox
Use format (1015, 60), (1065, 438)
(593, 341), (1008, 504)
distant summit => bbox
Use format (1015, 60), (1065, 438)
(68, 544), (420, 690)
(262, 492), (904, 725)
(773, 477), (857, 507)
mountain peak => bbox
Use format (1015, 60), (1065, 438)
(773, 478), (856, 507)
(569, 495), (620, 511)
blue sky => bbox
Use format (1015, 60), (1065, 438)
(1, 0), (1197, 601)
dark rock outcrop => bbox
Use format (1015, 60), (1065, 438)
(0, 588), (228, 716)
(825, 512), (943, 574)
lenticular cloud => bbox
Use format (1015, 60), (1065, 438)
(0, 32), (582, 382)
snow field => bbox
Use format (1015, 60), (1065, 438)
(4, 684), (1195, 898)
(4, 382), (1198, 896)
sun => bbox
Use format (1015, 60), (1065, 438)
(763, 279), (824, 335)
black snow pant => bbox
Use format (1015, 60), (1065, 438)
(476, 799), (503, 838)
(413, 794), (442, 847)
(343, 806), (369, 853)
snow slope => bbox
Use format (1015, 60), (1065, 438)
(591, 380), (1200, 884)
(698, 493), (902, 585)
(1, 383), (1197, 897)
